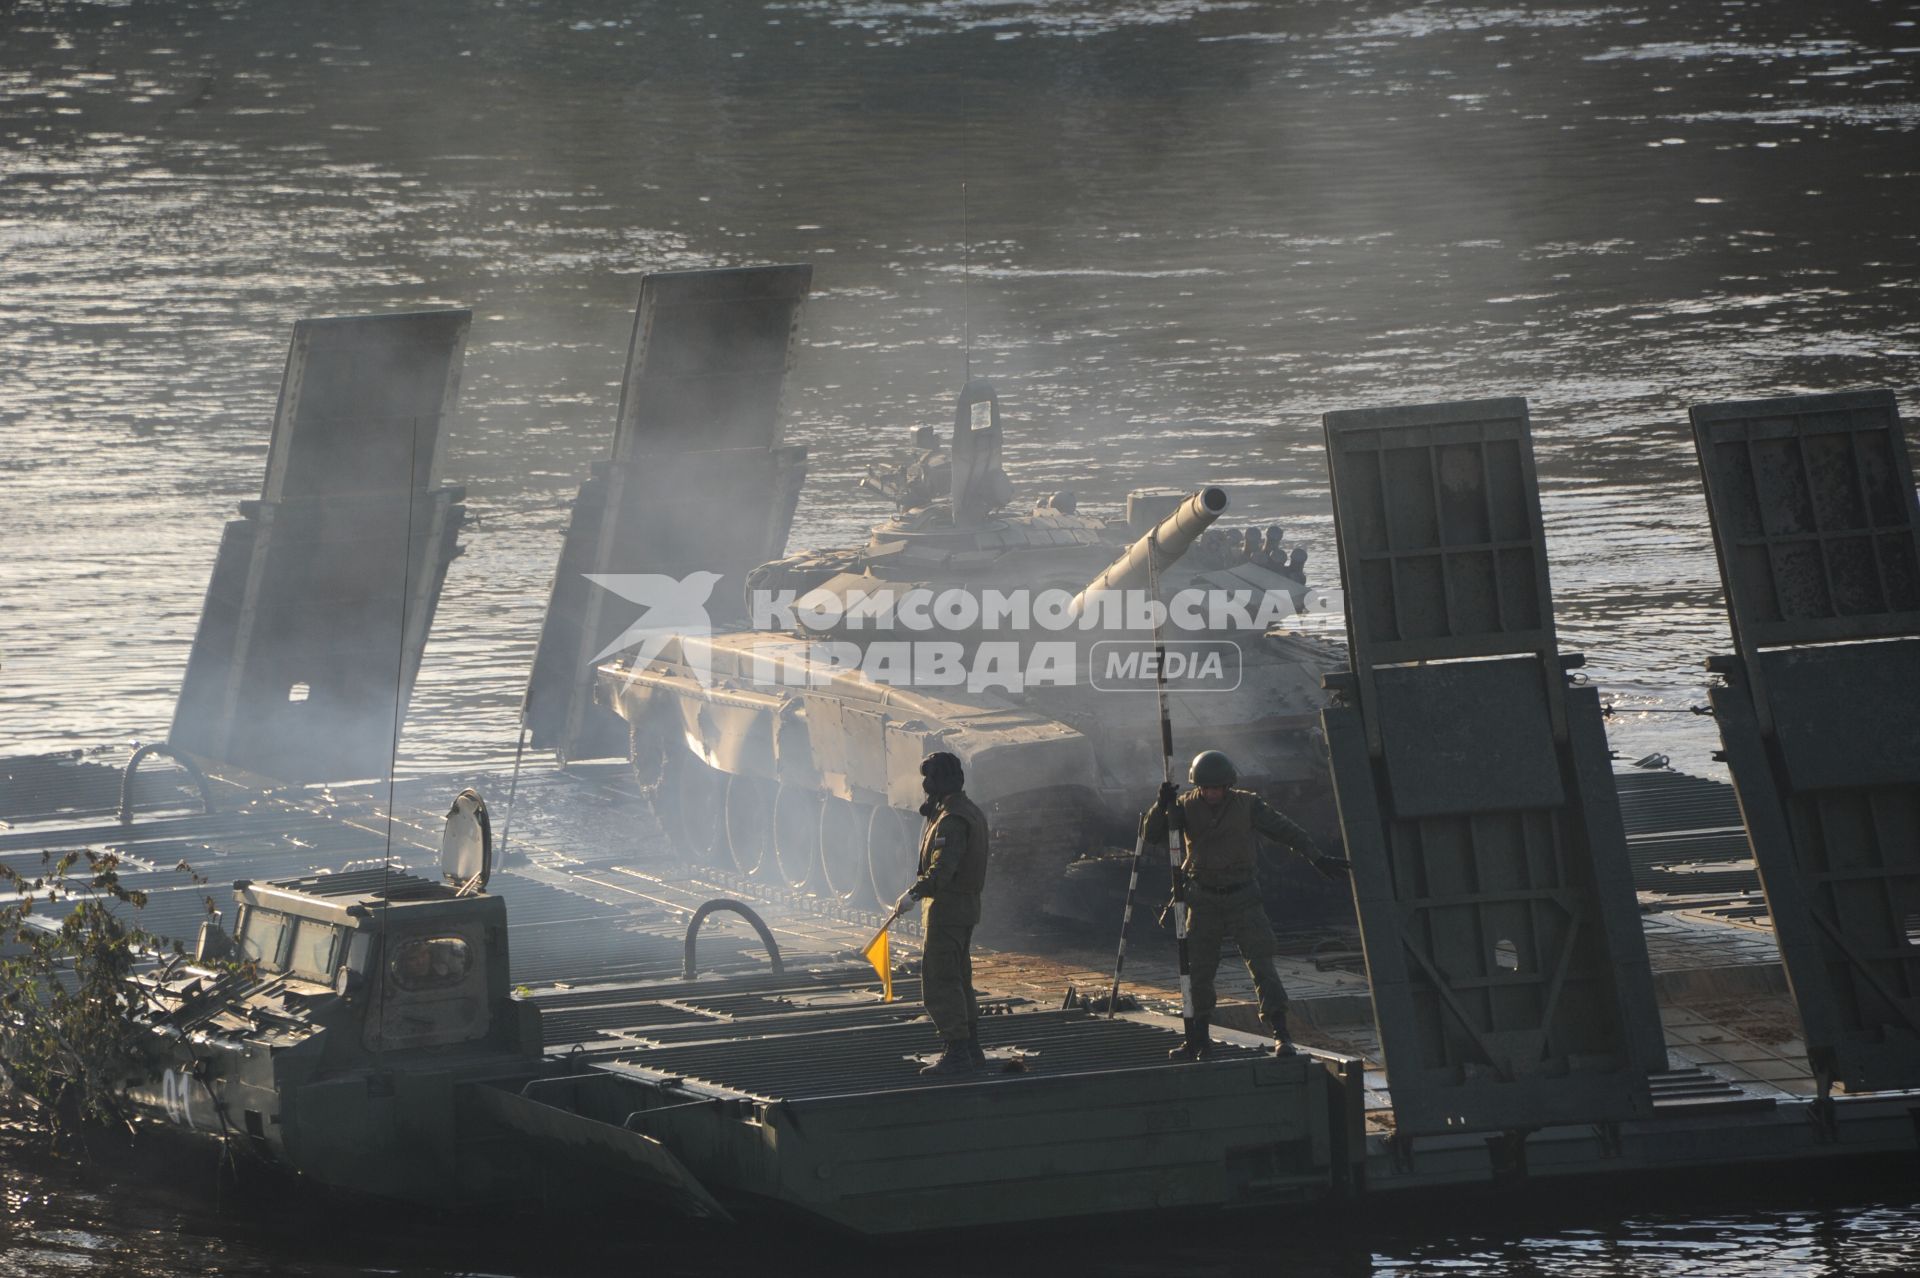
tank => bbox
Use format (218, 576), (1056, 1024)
(598, 381), (1346, 918)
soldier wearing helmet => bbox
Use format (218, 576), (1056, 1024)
(1144, 750), (1349, 1060)
(907, 750), (991, 1076)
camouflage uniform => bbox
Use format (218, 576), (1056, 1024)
(914, 789), (990, 1045)
(1143, 789), (1317, 1037)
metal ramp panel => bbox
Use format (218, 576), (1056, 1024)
(1613, 768), (1759, 897)
(525, 265), (812, 762)
(1320, 397), (1666, 1138)
(1691, 389), (1920, 1093)
(169, 310), (471, 783)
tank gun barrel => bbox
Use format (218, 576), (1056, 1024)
(1067, 486), (1228, 620)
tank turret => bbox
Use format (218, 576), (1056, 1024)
(949, 379), (1014, 526)
(594, 380), (1344, 924)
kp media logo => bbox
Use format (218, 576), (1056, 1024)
(588, 574), (1341, 694)
(1089, 640), (1243, 693)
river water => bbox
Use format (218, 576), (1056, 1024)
(5, 1121), (1920, 1277)
(3, 0), (1919, 1271)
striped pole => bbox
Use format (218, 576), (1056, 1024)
(497, 693), (531, 863)
(1144, 532), (1196, 1038)
(1164, 711), (1195, 1033)
(1105, 830), (1145, 1018)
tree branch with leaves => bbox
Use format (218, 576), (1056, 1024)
(0, 849), (189, 1145)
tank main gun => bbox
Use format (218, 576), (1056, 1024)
(1067, 486), (1228, 621)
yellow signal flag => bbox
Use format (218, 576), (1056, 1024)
(862, 923), (894, 1003)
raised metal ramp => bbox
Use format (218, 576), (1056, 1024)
(1319, 397), (1667, 1138)
(169, 310), (472, 783)
(525, 265), (812, 762)
(1691, 388), (1920, 1093)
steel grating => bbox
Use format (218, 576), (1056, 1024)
(0, 751), (210, 826)
(1320, 397), (1667, 1138)
(507, 925), (743, 987)
(1613, 769), (1745, 839)
(1692, 389), (1920, 1093)
(530, 965), (892, 1012)
(0, 757), (773, 988)
(1613, 769), (1760, 897)
(0, 809), (389, 864)
(617, 999), (963, 1048)
(532, 968), (923, 1045)
(539, 1000), (718, 1046)
(1647, 1066), (1775, 1115)
(605, 1008), (1264, 1102)
(540, 989), (959, 1049)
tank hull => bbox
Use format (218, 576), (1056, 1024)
(598, 617), (1344, 911)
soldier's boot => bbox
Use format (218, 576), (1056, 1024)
(920, 1040), (982, 1077)
(1168, 1018), (1213, 1061)
(964, 1023), (988, 1069)
(1273, 1009), (1298, 1058)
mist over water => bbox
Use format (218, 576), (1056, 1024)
(4, 0), (1920, 1269)
(4, 0), (1915, 782)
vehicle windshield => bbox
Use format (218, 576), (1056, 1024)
(387, 936), (473, 991)
(288, 918), (340, 982)
(238, 910), (290, 969)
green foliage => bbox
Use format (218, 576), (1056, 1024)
(0, 850), (181, 1140)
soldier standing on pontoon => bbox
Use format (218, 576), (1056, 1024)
(1144, 750), (1348, 1060)
(908, 751), (991, 1076)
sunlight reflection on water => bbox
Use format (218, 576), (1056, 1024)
(2, 0), (1919, 1265)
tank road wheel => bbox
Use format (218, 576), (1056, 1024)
(819, 798), (873, 904)
(656, 748), (725, 865)
(771, 785), (823, 890)
(628, 718), (671, 793)
(724, 774), (777, 879)
(867, 805), (919, 908)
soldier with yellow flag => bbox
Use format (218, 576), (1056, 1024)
(901, 751), (990, 1076)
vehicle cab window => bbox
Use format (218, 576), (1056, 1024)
(288, 918), (340, 983)
(387, 936), (473, 992)
(237, 910), (291, 970)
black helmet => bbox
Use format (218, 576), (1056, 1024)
(921, 751), (965, 797)
(1189, 750), (1236, 788)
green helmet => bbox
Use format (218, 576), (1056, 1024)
(1189, 750), (1237, 787)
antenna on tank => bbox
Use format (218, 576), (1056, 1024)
(961, 65), (973, 385)
(963, 179), (972, 384)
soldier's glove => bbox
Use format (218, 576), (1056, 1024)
(1313, 855), (1351, 881)
(1156, 899), (1175, 930)
(1155, 781), (1179, 813)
